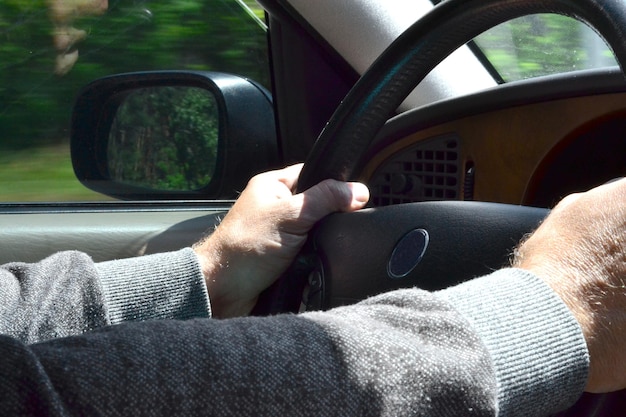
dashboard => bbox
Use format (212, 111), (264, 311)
(364, 68), (626, 208)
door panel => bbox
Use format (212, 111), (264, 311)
(0, 208), (228, 264)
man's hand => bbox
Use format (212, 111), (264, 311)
(193, 164), (369, 318)
(513, 178), (626, 393)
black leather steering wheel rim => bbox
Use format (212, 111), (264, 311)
(296, 0), (626, 193)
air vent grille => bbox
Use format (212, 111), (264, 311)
(370, 135), (462, 206)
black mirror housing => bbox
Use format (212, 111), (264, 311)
(71, 71), (278, 200)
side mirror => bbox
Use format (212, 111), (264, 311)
(71, 71), (278, 200)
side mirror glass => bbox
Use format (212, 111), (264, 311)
(108, 87), (218, 191)
(71, 71), (278, 200)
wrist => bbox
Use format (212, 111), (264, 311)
(513, 247), (602, 391)
(193, 231), (257, 318)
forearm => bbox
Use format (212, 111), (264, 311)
(0, 248), (211, 344)
(0, 251), (109, 344)
(0, 268), (588, 416)
(1, 284), (497, 416)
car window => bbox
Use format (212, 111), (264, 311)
(0, 0), (268, 202)
(473, 14), (617, 82)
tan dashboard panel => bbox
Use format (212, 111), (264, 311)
(362, 93), (626, 205)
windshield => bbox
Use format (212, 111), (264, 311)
(0, 0), (268, 202)
(473, 14), (617, 82)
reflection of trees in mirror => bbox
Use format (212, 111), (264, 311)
(108, 87), (218, 191)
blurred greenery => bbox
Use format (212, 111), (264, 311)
(0, 143), (107, 201)
(0, 0), (268, 201)
(475, 14), (615, 81)
(0, 0), (268, 147)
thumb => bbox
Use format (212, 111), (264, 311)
(298, 178), (369, 224)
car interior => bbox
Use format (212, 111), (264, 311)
(3, 0), (626, 413)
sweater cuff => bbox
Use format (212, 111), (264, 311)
(438, 268), (589, 417)
(96, 248), (211, 324)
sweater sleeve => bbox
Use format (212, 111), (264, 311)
(0, 248), (211, 344)
(0, 251), (109, 344)
(0, 267), (588, 416)
(439, 268), (589, 417)
(1, 286), (497, 417)
(96, 248), (211, 324)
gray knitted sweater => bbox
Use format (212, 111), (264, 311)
(0, 249), (588, 416)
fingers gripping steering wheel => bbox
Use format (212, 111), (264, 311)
(253, 0), (626, 315)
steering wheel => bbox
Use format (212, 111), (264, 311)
(254, 1), (626, 411)
(269, 0), (626, 414)
(297, 0), (626, 191)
